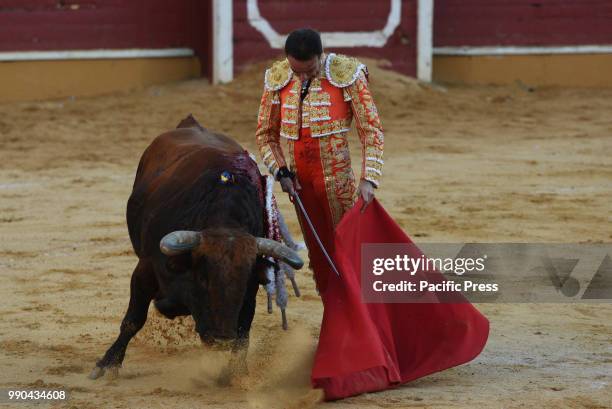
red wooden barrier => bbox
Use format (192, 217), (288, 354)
(434, 0), (612, 47)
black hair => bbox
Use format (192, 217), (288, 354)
(284, 28), (323, 61)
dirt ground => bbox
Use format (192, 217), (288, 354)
(1, 59), (611, 409)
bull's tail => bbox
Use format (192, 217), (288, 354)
(277, 209), (306, 251)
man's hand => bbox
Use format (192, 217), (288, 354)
(280, 176), (301, 196)
(359, 179), (375, 212)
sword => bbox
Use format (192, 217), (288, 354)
(291, 191), (341, 278)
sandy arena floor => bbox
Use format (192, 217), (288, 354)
(0, 60), (611, 409)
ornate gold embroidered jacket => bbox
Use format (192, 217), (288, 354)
(255, 53), (384, 187)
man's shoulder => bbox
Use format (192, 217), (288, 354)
(264, 58), (293, 92)
(324, 53), (368, 88)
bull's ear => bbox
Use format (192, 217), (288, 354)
(257, 270), (269, 285)
(166, 253), (192, 273)
(255, 257), (273, 285)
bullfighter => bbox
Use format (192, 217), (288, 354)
(255, 28), (384, 294)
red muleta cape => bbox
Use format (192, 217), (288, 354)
(311, 198), (489, 400)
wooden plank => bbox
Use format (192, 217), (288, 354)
(0, 0), (212, 78)
(0, 0), (204, 51)
(434, 0), (612, 46)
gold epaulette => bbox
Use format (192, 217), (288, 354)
(324, 53), (367, 88)
(264, 59), (293, 91)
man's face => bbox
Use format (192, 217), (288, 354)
(287, 55), (321, 82)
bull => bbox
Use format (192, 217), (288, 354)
(89, 115), (303, 380)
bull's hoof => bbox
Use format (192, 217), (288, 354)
(88, 365), (119, 380)
(88, 366), (105, 380)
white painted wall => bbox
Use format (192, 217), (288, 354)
(0, 48), (194, 62)
(417, 0), (433, 82)
(213, 0), (233, 84)
(433, 45), (612, 56)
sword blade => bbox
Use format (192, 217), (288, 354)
(292, 191), (341, 278)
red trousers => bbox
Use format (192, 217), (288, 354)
(292, 128), (349, 294)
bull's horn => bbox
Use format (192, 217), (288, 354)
(160, 230), (202, 255)
(256, 238), (304, 269)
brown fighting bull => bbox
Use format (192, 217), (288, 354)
(89, 115), (303, 380)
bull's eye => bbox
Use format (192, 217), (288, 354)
(219, 171), (235, 185)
